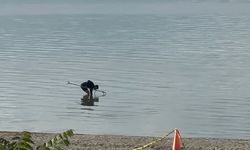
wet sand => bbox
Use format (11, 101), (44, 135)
(1, 131), (250, 150)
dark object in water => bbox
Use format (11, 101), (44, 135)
(81, 95), (99, 106)
(67, 81), (106, 97)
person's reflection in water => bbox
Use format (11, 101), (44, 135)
(81, 94), (99, 106)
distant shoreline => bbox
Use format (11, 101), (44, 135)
(1, 131), (250, 150)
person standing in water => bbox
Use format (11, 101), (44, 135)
(81, 80), (99, 99)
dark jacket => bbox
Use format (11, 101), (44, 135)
(81, 80), (95, 90)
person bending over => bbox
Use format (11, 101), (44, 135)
(81, 80), (99, 99)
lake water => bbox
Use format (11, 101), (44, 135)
(1, 13), (250, 139)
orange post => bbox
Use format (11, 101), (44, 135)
(172, 129), (181, 150)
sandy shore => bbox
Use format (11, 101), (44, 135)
(1, 131), (250, 150)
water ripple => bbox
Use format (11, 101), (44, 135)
(1, 14), (250, 138)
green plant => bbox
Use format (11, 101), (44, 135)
(0, 137), (12, 150)
(0, 130), (74, 150)
(36, 130), (74, 150)
(0, 131), (34, 150)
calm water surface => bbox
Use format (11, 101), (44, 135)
(1, 14), (250, 138)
